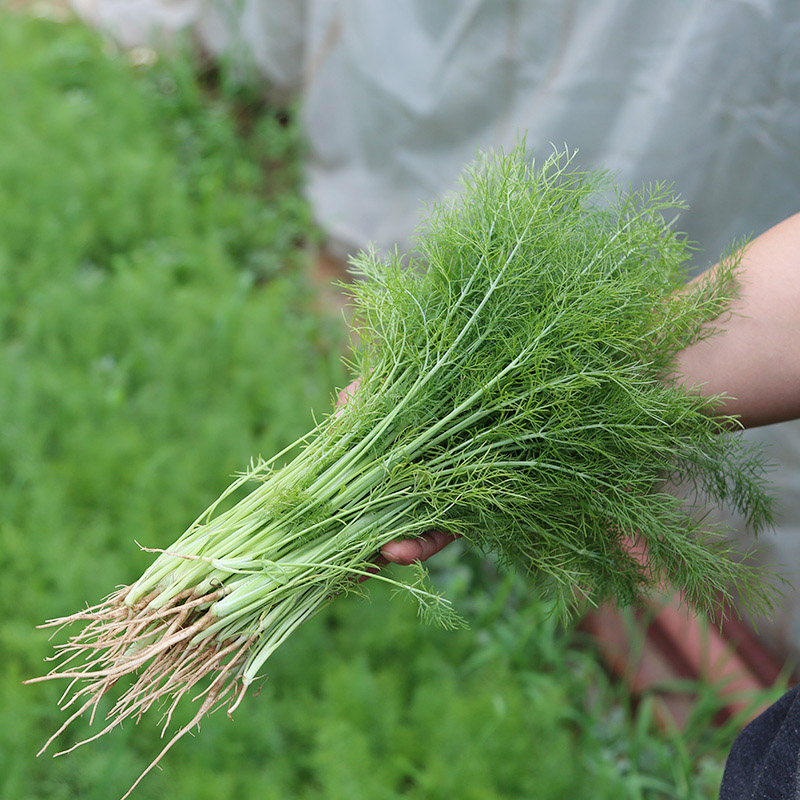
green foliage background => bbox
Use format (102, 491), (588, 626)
(0, 10), (777, 799)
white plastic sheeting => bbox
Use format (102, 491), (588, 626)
(73, 0), (800, 260)
(72, 0), (800, 656)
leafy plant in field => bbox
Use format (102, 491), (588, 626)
(0, 11), (334, 798)
(31, 143), (776, 796)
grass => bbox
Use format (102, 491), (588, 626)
(0, 9), (782, 799)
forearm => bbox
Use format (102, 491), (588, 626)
(674, 212), (800, 429)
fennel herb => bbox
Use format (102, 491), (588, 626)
(31, 146), (774, 795)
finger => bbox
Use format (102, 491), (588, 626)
(381, 530), (458, 566)
(356, 554), (388, 583)
(335, 378), (361, 410)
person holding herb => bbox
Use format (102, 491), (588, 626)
(34, 150), (794, 798)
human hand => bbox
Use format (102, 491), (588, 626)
(335, 379), (458, 567)
(380, 529), (459, 565)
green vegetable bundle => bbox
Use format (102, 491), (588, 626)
(32, 146), (773, 795)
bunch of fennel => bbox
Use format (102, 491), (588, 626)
(31, 146), (774, 795)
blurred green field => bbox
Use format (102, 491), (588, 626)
(0, 10), (767, 799)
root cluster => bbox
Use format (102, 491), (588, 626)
(27, 586), (255, 799)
